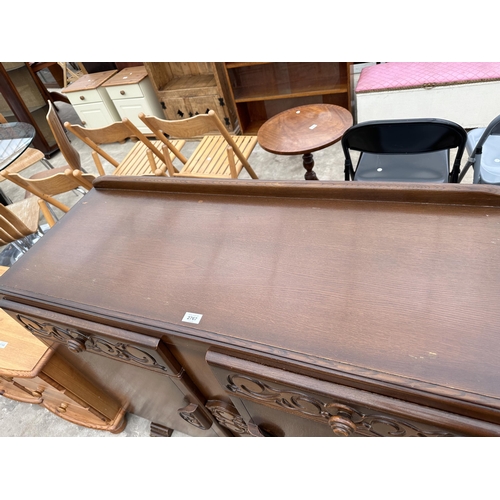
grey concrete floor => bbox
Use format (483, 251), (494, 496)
(0, 91), (475, 438)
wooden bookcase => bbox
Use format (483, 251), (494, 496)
(221, 62), (352, 134)
(0, 62), (58, 156)
(143, 63), (238, 132)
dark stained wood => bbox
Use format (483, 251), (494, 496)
(2, 177), (500, 435)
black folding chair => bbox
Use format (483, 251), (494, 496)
(342, 118), (467, 183)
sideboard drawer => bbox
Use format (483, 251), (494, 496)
(0, 300), (182, 378)
(206, 351), (500, 437)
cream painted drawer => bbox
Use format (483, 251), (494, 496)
(66, 88), (103, 106)
(106, 84), (144, 100)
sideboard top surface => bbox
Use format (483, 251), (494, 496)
(2, 178), (500, 410)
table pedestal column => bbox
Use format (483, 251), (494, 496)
(302, 153), (318, 180)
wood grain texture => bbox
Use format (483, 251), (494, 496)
(102, 67), (148, 87)
(2, 178), (500, 430)
(61, 70), (117, 93)
(257, 103), (353, 155)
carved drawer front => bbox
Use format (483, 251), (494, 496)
(206, 351), (500, 437)
(0, 300), (182, 378)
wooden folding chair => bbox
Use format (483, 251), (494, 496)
(138, 110), (259, 179)
(0, 196), (45, 254)
(4, 169), (96, 225)
(64, 119), (186, 177)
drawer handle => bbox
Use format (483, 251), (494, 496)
(120, 90), (125, 95)
(79, 95), (85, 101)
(57, 403), (68, 414)
(67, 338), (86, 353)
(328, 415), (357, 437)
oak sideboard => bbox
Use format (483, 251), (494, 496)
(1, 177), (500, 437)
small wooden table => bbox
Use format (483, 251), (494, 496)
(257, 103), (353, 180)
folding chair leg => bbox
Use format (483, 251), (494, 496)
(41, 158), (54, 170)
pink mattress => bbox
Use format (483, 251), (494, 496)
(356, 62), (500, 93)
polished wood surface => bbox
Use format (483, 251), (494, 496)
(61, 70), (117, 94)
(2, 178), (500, 435)
(257, 103), (353, 155)
(102, 66), (148, 87)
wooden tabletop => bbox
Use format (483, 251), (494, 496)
(257, 103), (353, 155)
(102, 66), (148, 87)
(61, 70), (118, 93)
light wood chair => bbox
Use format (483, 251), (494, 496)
(4, 169), (96, 225)
(0, 113), (53, 183)
(64, 119), (186, 177)
(0, 196), (45, 254)
(138, 110), (259, 179)
(46, 101), (84, 173)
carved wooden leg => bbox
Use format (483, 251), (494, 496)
(150, 422), (173, 437)
(302, 153), (319, 180)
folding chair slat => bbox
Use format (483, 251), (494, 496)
(138, 110), (258, 180)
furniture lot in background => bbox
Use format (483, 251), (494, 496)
(139, 110), (258, 179)
(355, 62), (500, 128)
(459, 114), (500, 184)
(257, 103), (353, 180)
(61, 70), (120, 128)
(222, 62), (353, 134)
(342, 118), (468, 183)
(65, 118), (185, 177)
(0, 63), (59, 156)
(101, 66), (165, 134)
(144, 63), (238, 132)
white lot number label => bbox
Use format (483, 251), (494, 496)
(0, 341), (8, 348)
(182, 312), (203, 324)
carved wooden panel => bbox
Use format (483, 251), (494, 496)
(225, 373), (455, 437)
(206, 400), (251, 436)
(205, 351), (500, 437)
(177, 403), (213, 430)
(13, 312), (182, 378)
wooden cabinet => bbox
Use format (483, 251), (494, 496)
(0, 284), (126, 433)
(61, 70), (121, 128)
(221, 62), (353, 134)
(0, 62), (58, 156)
(2, 178), (500, 437)
(143, 63), (238, 132)
(101, 67), (165, 134)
